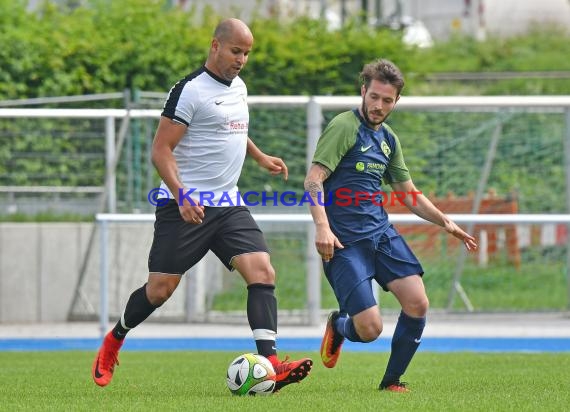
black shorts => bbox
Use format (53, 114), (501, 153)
(148, 200), (269, 274)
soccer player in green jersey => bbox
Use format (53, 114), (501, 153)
(304, 59), (477, 392)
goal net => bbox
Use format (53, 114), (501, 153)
(2, 95), (568, 325)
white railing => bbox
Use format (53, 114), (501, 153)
(95, 213), (570, 337)
(2, 96), (570, 331)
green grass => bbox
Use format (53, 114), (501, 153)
(1, 351), (569, 411)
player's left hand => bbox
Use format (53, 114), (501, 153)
(444, 220), (478, 251)
(257, 154), (288, 180)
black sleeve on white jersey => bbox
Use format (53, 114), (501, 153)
(161, 67), (205, 126)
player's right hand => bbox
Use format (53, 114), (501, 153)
(178, 197), (205, 224)
(315, 224), (344, 262)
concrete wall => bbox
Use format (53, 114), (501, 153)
(0, 223), (92, 323)
(175, 0), (570, 40)
(0, 220), (298, 324)
(484, 0), (570, 37)
(0, 222), (196, 323)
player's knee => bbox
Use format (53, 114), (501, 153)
(418, 296), (430, 314)
(356, 319), (383, 342)
(255, 264), (276, 284)
(147, 283), (176, 306)
(405, 296), (429, 317)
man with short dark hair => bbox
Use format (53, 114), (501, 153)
(304, 58), (477, 392)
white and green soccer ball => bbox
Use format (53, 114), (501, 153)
(226, 353), (276, 396)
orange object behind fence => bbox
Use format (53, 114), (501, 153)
(385, 190), (520, 268)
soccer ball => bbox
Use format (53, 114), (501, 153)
(226, 353), (276, 396)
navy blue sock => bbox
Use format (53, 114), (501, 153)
(381, 311), (426, 385)
(336, 314), (366, 343)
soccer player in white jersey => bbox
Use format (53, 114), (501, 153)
(92, 18), (312, 391)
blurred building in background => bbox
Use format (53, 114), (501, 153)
(170, 0), (570, 42)
(26, 0), (570, 43)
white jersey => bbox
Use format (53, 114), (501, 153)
(159, 66), (249, 206)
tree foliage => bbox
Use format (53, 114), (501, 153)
(2, 1), (569, 98)
(1, 0), (569, 215)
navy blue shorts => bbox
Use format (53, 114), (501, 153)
(323, 225), (423, 316)
(148, 201), (269, 274)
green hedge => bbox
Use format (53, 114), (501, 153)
(1, 0), (569, 218)
(0, 0), (417, 98)
(5, 0), (568, 99)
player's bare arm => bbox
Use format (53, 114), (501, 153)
(151, 117), (204, 223)
(390, 180), (478, 251)
(304, 163), (343, 261)
(246, 137), (288, 180)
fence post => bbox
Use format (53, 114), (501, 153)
(306, 97), (323, 325)
(564, 107), (570, 310)
(105, 117), (116, 213)
(131, 88), (142, 212)
(185, 253), (210, 321)
(99, 219), (109, 339)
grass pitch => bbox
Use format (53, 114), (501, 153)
(0, 351), (568, 411)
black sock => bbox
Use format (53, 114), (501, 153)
(246, 283), (277, 358)
(112, 283), (158, 340)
